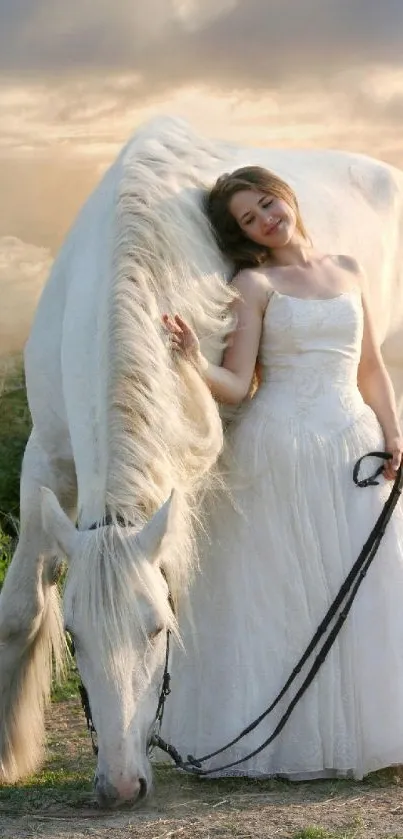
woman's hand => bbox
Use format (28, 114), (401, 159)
(162, 313), (205, 369)
(384, 435), (403, 480)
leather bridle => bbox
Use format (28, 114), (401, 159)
(69, 453), (402, 774)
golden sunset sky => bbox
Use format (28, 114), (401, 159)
(1, 0), (403, 354)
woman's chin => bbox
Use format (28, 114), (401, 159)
(262, 231), (290, 249)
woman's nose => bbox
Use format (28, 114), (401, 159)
(258, 208), (273, 223)
(260, 212), (274, 230)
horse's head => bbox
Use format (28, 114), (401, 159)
(41, 487), (179, 808)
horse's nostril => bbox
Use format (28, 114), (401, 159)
(95, 776), (120, 808)
(95, 772), (148, 807)
(138, 777), (147, 799)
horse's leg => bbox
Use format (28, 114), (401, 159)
(0, 427), (77, 781)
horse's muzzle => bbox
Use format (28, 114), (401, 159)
(94, 773), (148, 808)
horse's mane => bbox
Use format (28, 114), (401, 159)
(76, 118), (238, 655)
(0, 582), (65, 780)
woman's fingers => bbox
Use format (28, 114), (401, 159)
(162, 313), (199, 360)
(174, 314), (187, 328)
(163, 313), (192, 334)
(393, 451), (402, 470)
(163, 314), (182, 334)
(384, 451), (402, 480)
(162, 315), (186, 355)
(174, 314), (194, 337)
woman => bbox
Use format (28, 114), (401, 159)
(162, 166), (403, 779)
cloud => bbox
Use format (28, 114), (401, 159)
(1, 71), (403, 260)
(1, 0), (403, 263)
(0, 236), (53, 356)
(349, 89), (403, 125)
(0, 148), (103, 253)
(1, 0), (403, 170)
(0, 0), (402, 98)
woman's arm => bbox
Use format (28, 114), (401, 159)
(357, 271), (403, 479)
(163, 270), (268, 406)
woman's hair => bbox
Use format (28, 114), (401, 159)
(205, 166), (310, 270)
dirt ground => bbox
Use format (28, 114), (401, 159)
(0, 699), (403, 839)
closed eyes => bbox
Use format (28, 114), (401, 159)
(242, 199), (273, 226)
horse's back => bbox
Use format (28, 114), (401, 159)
(24, 121), (403, 436)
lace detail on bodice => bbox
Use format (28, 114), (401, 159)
(256, 288), (366, 434)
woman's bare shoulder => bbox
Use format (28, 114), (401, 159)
(231, 267), (273, 304)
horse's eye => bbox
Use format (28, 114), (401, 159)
(149, 625), (164, 641)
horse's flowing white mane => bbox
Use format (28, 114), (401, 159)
(0, 118), (238, 780)
(0, 581), (65, 780)
(78, 118), (237, 655)
(3, 116), (403, 786)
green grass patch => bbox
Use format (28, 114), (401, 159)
(291, 832), (403, 839)
(0, 697), (95, 812)
(0, 358), (31, 532)
(290, 827), (403, 839)
(0, 358), (31, 589)
(290, 831), (332, 839)
(51, 667), (81, 702)
(0, 358), (31, 588)
(0, 765), (93, 811)
(0, 525), (13, 586)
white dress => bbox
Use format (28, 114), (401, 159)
(161, 286), (403, 780)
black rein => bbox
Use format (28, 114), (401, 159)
(70, 453), (403, 775)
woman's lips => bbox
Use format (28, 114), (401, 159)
(263, 219), (282, 235)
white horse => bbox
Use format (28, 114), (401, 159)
(1, 116), (403, 808)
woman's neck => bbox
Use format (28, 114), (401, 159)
(269, 238), (317, 268)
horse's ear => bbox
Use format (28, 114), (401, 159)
(136, 490), (177, 562)
(40, 487), (78, 560)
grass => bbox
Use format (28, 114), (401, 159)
(51, 667), (81, 702)
(1, 359), (403, 837)
(1, 710), (403, 837)
(290, 830), (346, 839)
(0, 356), (31, 589)
(0, 358), (31, 532)
(0, 666), (403, 837)
(291, 832), (366, 839)
(0, 525), (12, 586)
(0, 768), (93, 811)
(290, 832), (403, 839)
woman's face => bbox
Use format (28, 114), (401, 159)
(229, 189), (297, 248)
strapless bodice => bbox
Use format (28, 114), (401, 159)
(256, 287), (366, 434)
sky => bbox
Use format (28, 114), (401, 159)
(1, 0), (403, 355)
